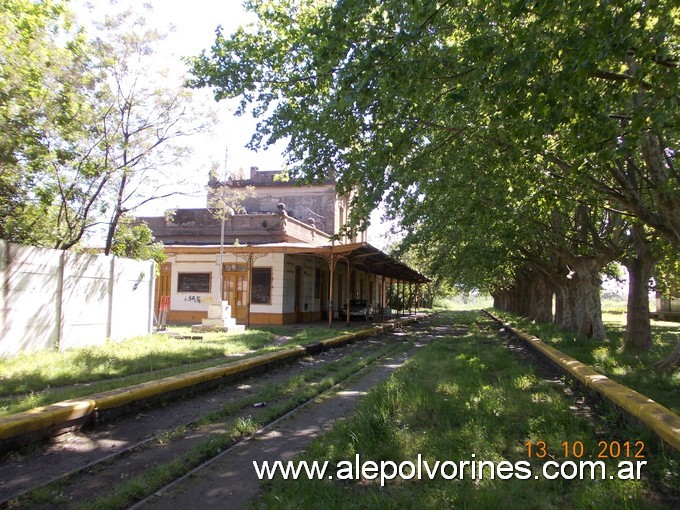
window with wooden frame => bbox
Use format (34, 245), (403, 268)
(177, 272), (211, 293)
(251, 267), (272, 304)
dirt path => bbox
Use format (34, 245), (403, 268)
(133, 333), (434, 510)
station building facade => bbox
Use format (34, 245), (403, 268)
(139, 167), (427, 326)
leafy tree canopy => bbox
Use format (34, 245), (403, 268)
(189, 0), (678, 258)
(0, 0), (92, 246)
(1, 1), (215, 253)
(110, 215), (166, 267)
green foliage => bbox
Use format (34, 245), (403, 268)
(0, 0), (97, 247)
(189, 0), (678, 297)
(207, 182), (257, 220)
(0, 1), (214, 251)
(110, 216), (166, 266)
(258, 311), (678, 507)
(58, 340), (407, 510)
(0, 324), (352, 416)
(654, 241), (680, 297)
(493, 310), (680, 415)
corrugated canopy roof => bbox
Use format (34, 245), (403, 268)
(165, 241), (429, 284)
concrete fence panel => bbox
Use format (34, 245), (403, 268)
(60, 251), (112, 351)
(0, 240), (155, 357)
(110, 258), (155, 341)
(1, 242), (62, 355)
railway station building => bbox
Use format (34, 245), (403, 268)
(139, 167), (428, 327)
(656, 293), (680, 322)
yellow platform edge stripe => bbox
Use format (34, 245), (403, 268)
(0, 318), (419, 442)
(487, 312), (680, 453)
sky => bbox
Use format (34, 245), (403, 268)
(135, 0), (288, 173)
(74, 0), (395, 249)
(75, 0), (287, 197)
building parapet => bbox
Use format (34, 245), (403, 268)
(140, 207), (331, 247)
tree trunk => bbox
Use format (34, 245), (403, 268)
(494, 288), (514, 313)
(529, 270), (553, 323)
(515, 269), (533, 318)
(554, 261), (607, 340)
(104, 208), (122, 256)
(104, 172), (129, 256)
(556, 282), (579, 332)
(494, 268), (553, 324)
(578, 274), (606, 340)
(654, 341), (680, 370)
(623, 224), (655, 351)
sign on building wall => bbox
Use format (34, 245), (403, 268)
(177, 272), (211, 293)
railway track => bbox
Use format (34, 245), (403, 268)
(0, 322), (424, 509)
(3, 312), (676, 508)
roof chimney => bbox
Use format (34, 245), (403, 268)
(250, 166), (259, 180)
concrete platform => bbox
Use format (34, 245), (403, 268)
(191, 324), (246, 333)
(0, 317), (418, 455)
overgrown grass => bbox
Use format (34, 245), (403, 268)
(434, 294), (494, 310)
(0, 325), (351, 416)
(600, 295), (630, 315)
(492, 309), (680, 415)
(255, 311), (679, 509)
(24, 339), (412, 510)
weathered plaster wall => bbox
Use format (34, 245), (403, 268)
(167, 252), (284, 317)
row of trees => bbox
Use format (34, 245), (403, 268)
(0, 0), (212, 259)
(188, 0), (678, 363)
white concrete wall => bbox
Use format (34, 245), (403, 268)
(0, 240), (155, 357)
(169, 253), (218, 313)
(1, 242), (62, 354)
(250, 253), (284, 315)
(279, 255), (325, 316)
(282, 257), (296, 315)
(168, 252), (284, 316)
(110, 258), (156, 342)
(308, 258), (323, 314)
(59, 252), (111, 350)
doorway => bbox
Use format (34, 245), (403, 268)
(223, 263), (248, 323)
(155, 262), (171, 315)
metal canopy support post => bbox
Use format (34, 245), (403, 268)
(219, 215), (225, 300)
(319, 245), (345, 328)
(345, 259), (352, 327)
(401, 280), (405, 317)
(372, 270), (378, 322)
(415, 283), (421, 314)
(388, 277), (393, 318)
(327, 254), (335, 328)
(381, 276), (386, 321)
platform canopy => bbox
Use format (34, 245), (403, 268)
(165, 241), (429, 284)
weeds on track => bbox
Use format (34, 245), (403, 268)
(256, 311), (679, 509)
(492, 309), (680, 415)
(0, 326), (351, 416)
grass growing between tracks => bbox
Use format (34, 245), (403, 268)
(20, 338), (412, 510)
(0, 326), (351, 416)
(491, 309), (680, 416)
(256, 311), (679, 509)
